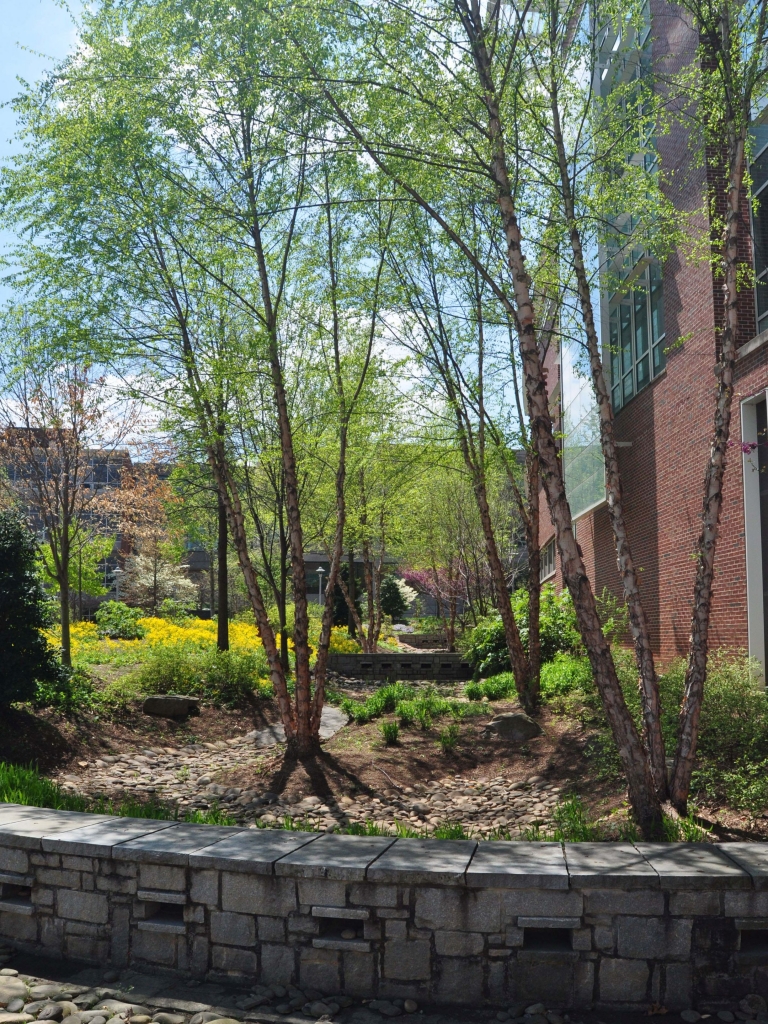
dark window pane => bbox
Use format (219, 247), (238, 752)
(621, 302), (633, 374)
(634, 287), (649, 355)
(623, 372), (634, 401)
(650, 264), (664, 345)
(653, 340), (666, 374)
(637, 353), (650, 389)
(754, 190), (768, 282)
(612, 384), (622, 409)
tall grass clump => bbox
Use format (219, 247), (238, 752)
(129, 646), (271, 706)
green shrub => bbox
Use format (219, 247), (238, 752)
(128, 645), (271, 706)
(462, 584), (581, 677)
(540, 653), (594, 698)
(380, 575), (409, 620)
(157, 598), (191, 623)
(34, 667), (98, 713)
(380, 721), (400, 745)
(439, 723), (460, 752)
(0, 511), (63, 705)
(95, 601), (146, 640)
(340, 682), (416, 724)
(464, 673), (517, 701)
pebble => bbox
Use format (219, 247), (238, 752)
(403, 1002), (418, 1015)
(681, 1013), (701, 1023)
(50, 682), (560, 836)
(718, 1014), (736, 1023)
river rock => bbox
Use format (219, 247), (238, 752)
(483, 713), (543, 743)
(142, 695), (200, 718)
(0, 982), (28, 1009)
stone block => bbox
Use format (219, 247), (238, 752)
(505, 927), (524, 947)
(133, 927), (177, 965)
(584, 890), (664, 916)
(211, 944), (257, 974)
(634, 843), (750, 890)
(191, 935), (210, 976)
(57, 890), (108, 924)
(386, 919), (407, 938)
(221, 872), (296, 916)
(487, 959), (509, 1004)
(177, 933), (189, 973)
(39, 915), (64, 950)
(37, 868), (82, 888)
(670, 891), (722, 916)
(350, 883), (398, 907)
(343, 950), (376, 996)
(210, 911), (256, 947)
(185, 904), (204, 924)
(82, 873), (95, 891)
(599, 959), (649, 1003)
(368, 839), (475, 885)
(95, 874), (136, 894)
(261, 943), (295, 985)
(31, 887), (54, 907)
(62, 855), (95, 871)
(565, 844), (658, 889)
(31, 853), (61, 867)
(435, 930), (484, 956)
(300, 946), (340, 992)
(64, 935), (108, 962)
(384, 939), (430, 981)
(258, 916), (286, 942)
(664, 964), (692, 1010)
(466, 842), (568, 890)
(363, 920), (381, 940)
(572, 928), (592, 951)
(415, 887), (501, 932)
(512, 959), (574, 1004)
(377, 908), (409, 919)
(65, 919), (101, 936)
(0, 910), (36, 942)
(278, 834), (394, 881)
(574, 960), (595, 1007)
(617, 916), (692, 960)
(139, 863), (186, 892)
(502, 890), (583, 920)
(594, 926), (615, 953)
(724, 892), (768, 917)
(111, 906), (130, 967)
(434, 959), (483, 1004)
(298, 878), (346, 907)
(190, 870), (219, 906)
(0, 848), (28, 874)
(288, 914), (319, 934)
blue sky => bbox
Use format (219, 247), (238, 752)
(0, 0), (82, 265)
(0, 1), (82, 162)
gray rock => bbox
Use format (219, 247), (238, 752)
(152, 1015), (186, 1024)
(0, 983), (28, 1010)
(403, 1004), (418, 1016)
(742, 1001), (768, 1018)
(483, 715), (543, 743)
(38, 1005), (64, 1021)
(4, 1007), (23, 1017)
(718, 1014), (736, 1022)
(308, 1003), (331, 1018)
(0, 1015), (35, 1024)
(273, 1007), (291, 1016)
(143, 695), (200, 718)
(188, 1015), (222, 1024)
(524, 1006), (546, 1016)
(680, 1013), (701, 1023)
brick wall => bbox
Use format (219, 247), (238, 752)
(537, 2), (768, 665)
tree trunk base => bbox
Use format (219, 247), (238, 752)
(286, 736), (323, 761)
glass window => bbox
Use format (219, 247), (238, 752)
(608, 264), (666, 411)
(752, 136), (768, 335)
(540, 538), (556, 581)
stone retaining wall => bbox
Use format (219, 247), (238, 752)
(2, 804), (768, 1011)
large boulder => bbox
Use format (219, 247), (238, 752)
(142, 695), (200, 718)
(482, 712), (542, 743)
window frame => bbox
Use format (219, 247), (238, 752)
(609, 262), (666, 412)
(540, 537), (556, 582)
(752, 135), (768, 337)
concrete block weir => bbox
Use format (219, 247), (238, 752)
(2, 804), (768, 1010)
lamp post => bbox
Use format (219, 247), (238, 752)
(317, 567), (325, 604)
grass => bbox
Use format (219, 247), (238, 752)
(380, 720), (400, 745)
(340, 682), (485, 732)
(0, 762), (236, 825)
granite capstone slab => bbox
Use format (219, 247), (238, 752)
(564, 842), (659, 889)
(719, 843), (768, 889)
(42, 817), (179, 856)
(0, 808), (119, 849)
(113, 823), (247, 865)
(466, 840), (568, 889)
(366, 838), (477, 885)
(633, 842), (752, 889)
(190, 827), (321, 873)
(275, 833), (395, 880)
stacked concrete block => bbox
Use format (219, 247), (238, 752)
(3, 803), (768, 1010)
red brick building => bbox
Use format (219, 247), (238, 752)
(539, 5), (768, 675)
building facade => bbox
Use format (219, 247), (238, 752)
(539, 4), (768, 674)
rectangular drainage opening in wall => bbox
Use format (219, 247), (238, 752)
(523, 928), (572, 952)
(741, 930), (768, 953)
(0, 883), (32, 907)
(144, 902), (185, 924)
(318, 917), (364, 941)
